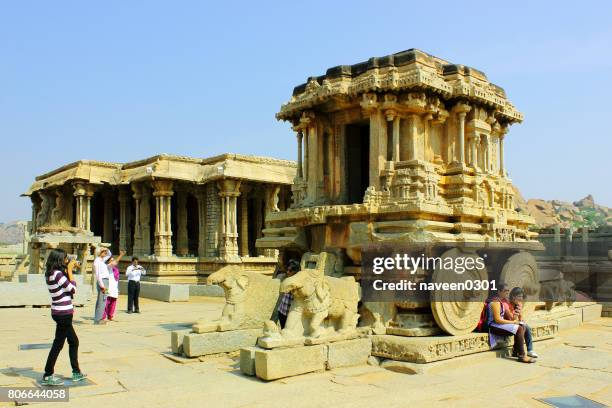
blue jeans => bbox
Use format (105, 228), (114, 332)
(524, 323), (533, 351)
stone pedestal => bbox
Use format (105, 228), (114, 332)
(371, 322), (558, 363)
(242, 337), (372, 380)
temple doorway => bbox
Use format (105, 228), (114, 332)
(345, 123), (370, 204)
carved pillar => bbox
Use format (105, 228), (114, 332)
(406, 114), (419, 161)
(102, 191), (113, 244)
(195, 187), (207, 258)
(254, 190), (263, 255)
(36, 191), (50, 229)
(471, 134), (480, 171)
(30, 194), (41, 234)
(176, 190), (189, 256)
(454, 104), (471, 165)
(131, 184), (142, 255)
(218, 179), (241, 262)
(153, 180), (174, 257)
(84, 185), (94, 232)
(483, 136), (490, 173)
(73, 183), (87, 230)
(118, 188), (131, 252)
(296, 130), (303, 179)
(239, 184), (251, 257)
(392, 115), (400, 162)
(205, 183), (220, 257)
(499, 129), (506, 177)
(369, 109), (385, 189)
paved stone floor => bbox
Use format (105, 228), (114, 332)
(1, 296), (610, 407)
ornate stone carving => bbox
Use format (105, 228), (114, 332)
(192, 266), (280, 333)
(258, 252), (360, 348)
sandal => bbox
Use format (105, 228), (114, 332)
(519, 356), (536, 363)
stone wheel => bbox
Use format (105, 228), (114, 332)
(430, 248), (489, 335)
(499, 251), (540, 315)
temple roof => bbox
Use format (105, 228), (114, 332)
(277, 48), (522, 123)
(23, 153), (296, 196)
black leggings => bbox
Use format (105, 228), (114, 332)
(44, 314), (80, 376)
(490, 324), (526, 357)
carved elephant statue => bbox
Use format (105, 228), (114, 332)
(280, 269), (359, 339)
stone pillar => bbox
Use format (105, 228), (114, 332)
(471, 134), (480, 171)
(392, 115), (400, 162)
(239, 185), (251, 257)
(369, 109), (386, 189)
(36, 190), (53, 229)
(296, 130), (303, 179)
(73, 183), (87, 230)
(176, 191), (189, 257)
(195, 187), (207, 258)
(103, 191), (114, 244)
(153, 180), (174, 258)
(205, 183), (220, 257)
(132, 184), (152, 256)
(131, 184), (143, 255)
(118, 188), (131, 252)
(307, 123), (318, 202)
(499, 130), (506, 177)
(218, 179), (241, 262)
(454, 104), (471, 165)
(407, 114), (419, 161)
(30, 195), (41, 234)
(483, 136), (490, 173)
(254, 191), (263, 255)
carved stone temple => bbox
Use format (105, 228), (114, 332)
(258, 48), (537, 258)
(23, 154), (295, 283)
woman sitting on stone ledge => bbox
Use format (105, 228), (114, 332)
(487, 283), (536, 363)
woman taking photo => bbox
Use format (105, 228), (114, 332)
(42, 248), (87, 386)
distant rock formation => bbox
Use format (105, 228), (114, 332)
(514, 192), (611, 229)
(0, 221), (27, 245)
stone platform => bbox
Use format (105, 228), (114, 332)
(241, 337), (372, 381)
(119, 280), (189, 302)
(371, 322), (558, 363)
(0, 274), (92, 307)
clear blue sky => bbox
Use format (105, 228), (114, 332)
(1, 1), (611, 223)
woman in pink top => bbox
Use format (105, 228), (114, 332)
(103, 251), (125, 321)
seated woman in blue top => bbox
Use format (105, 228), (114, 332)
(488, 283), (536, 363)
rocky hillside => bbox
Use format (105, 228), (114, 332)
(515, 192), (611, 229)
(0, 221), (26, 245)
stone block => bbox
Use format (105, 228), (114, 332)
(556, 313), (582, 330)
(239, 347), (257, 376)
(182, 328), (262, 358)
(581, 303), (602, 322)
(171, 329), (190, 355)
(326, 338), (372, 369)
(118, 280), (189, 302)
(189, 284), (224, 297)
(254, 345), (326, 381)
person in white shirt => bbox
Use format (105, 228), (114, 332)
(93, 247), (111, 324)
(126, 257), (146, 313)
